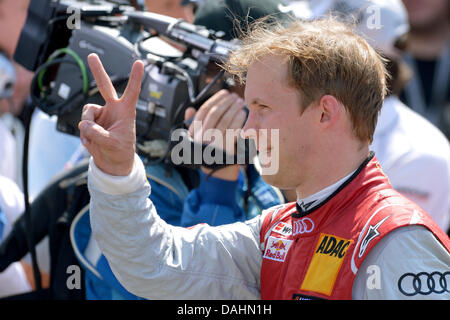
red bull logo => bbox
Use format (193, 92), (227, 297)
(263, 236), (293, 262)
(271, 239), (286, 251)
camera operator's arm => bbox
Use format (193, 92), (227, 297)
(81, 54), (262, 299)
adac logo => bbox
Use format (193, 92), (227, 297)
(273, 221), (292, 236)
(315, 234), (351, 258)
(300, 233), (353, 296)
(263, 236), (293, 262)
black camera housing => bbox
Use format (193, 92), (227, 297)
(14, 0), (238, 160)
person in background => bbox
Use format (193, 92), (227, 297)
(0, 0), (80, 291)
(0, 45), (32, 299)
(370, 1), (450, 234)
(145, 0), (196, 22)
(0, 0), (31, 189)
(0, 0), (81, 197)
(400, 0), (449, 139)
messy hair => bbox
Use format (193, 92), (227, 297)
(223, 17), (388, 143)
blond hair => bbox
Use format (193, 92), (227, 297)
(224, 17), (388, 143)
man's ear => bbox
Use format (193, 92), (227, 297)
(318, 95), (341, 125)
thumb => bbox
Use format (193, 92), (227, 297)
(79, 120), (111, 148)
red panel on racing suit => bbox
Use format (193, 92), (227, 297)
(259, 155), (450, 300)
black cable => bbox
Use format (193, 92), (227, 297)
(29, 58), (79, 115)
(22, 56), (80, 293)
(170, 69), (225, 130)
(21, 101), (42, 292)
(191, 69), (225, 106)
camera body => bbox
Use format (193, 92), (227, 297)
(14, 0), (238, 159)
(43, 20), (198, 149)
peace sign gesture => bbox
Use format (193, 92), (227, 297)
(78, 53), (144, 176)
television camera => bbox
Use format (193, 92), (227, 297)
(14, 0), (243, 163)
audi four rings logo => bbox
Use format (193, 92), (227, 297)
(398, 271), (450, 296)
(292, 217), (314, 236)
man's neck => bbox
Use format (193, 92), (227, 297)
(295, 145), (370, 200)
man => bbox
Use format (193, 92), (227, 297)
(400, 0), (449, 139)
(145, 0), (195, 23)
(0, 0), (32, 188)
(0, 0), (83, 291)
(0, 50), (31, 299)
(0, 0), (81, 198)
(80, 18), (450, 299)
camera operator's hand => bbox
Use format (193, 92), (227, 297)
(185, 89), (247, 181)
(78, 53), (144, 176)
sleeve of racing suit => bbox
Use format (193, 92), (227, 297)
(88, 154), (263, 299)
(352, 225), (450, 300)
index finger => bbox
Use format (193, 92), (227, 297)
(87, 53), (118, 102)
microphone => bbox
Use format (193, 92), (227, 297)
(125, 11), (239, 62)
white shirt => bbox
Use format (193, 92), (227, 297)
(0, 109), (81, 276)
(0, 175), (31, 298)
(371, 96), (450, 232)
(28, 109), (81, 199)
(0, 114), (24, 188)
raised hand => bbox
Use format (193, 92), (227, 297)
(78, 53), (144, 176)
